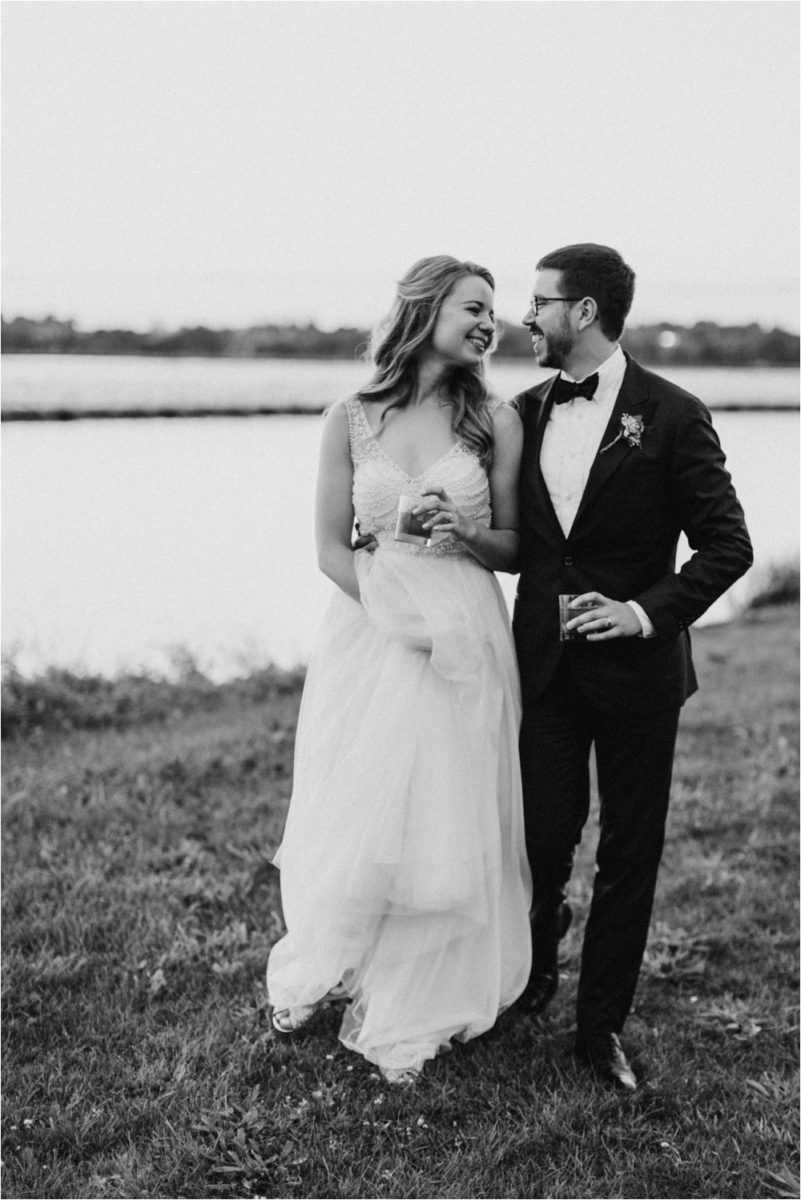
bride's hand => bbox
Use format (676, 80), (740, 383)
(414, 487), (477, 543)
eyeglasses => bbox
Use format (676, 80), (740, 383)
(529, 296), (583, 315)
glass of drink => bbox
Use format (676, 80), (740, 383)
(559, 594), (599, 641)
(394, 493), (432, 547)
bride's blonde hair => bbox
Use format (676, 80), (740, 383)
(356, 256), (498, 468)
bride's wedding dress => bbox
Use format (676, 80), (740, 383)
(267, 396), (532, 1073)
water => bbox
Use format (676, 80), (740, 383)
(3, 354), (799, 415)
(2, 360), (798, 679)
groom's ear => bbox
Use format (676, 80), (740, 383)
(576, 297), (599, 330)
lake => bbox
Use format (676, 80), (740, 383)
(2, 357), (798, 679)
(3, 354), (799, 415)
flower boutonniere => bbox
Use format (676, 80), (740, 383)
(600, 413), (646, 455)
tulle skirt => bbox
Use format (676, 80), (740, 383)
(266, 546), (532, 1072)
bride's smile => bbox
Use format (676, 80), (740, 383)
(428, 274), (496, 367)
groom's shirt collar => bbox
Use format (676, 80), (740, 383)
(558, 343), (626, 390)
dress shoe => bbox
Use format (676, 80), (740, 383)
(519, 900), (573, 1015)
(575, 1032), (637, 1092)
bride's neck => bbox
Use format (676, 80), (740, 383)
(411, 358), (449, 407)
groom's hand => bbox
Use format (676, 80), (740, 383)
(352, 530), (378, 553)
(566, 592), (643, 640)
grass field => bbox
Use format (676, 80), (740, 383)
(2, 605), (798, 1200)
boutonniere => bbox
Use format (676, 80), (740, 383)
(600, 413), (646, 455)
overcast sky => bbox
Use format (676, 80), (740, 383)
(2, 0), (799, 331)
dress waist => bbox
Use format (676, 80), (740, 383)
(373, 532), (472, 559)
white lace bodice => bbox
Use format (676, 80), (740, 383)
(344, 395), (501, 558)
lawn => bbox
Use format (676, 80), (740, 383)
(2, 605), (798, 1199)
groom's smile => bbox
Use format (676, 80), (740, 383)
(523, 313), (573, 371)
(522, 269), (581, 370)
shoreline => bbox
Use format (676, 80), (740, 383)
(4, 399), (800, 421)
(3, 600), (797, 741)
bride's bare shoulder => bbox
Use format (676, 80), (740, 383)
(488, 399), (523, 435)
(319, 398), (354, 456)
(325, 395), (353, 419)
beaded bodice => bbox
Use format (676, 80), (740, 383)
(344, 395), (499, 558)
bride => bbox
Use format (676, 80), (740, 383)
(266, 255), (532, 1084)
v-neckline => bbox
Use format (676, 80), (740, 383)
(356, 398), (462, 484)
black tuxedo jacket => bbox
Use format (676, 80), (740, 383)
(512, 353), (753, 714)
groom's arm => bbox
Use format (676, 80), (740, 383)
(632, 396), (753, 638)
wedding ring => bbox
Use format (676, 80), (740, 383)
(606, 619), (612, 629)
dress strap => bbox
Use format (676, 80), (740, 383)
(343, 395), (379, 465)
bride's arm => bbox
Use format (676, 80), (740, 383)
(315, 402), (361, 602)
(481, 402), (523, 572)
(419, 404), (522, 573)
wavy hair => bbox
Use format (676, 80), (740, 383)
(356, 255), (497, 468)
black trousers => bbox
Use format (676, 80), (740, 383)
(519, 656), (681, 1038)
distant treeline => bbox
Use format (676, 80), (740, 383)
(2, 314), (799, 366)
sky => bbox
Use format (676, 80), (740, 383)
(2, 0), (799, 333)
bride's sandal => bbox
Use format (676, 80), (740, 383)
(379, 1066), (421, 1086)
(271, 1004), (317, 1035)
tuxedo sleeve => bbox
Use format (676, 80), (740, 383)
(633, 397), (753, 639)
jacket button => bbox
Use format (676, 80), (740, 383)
(563, 556), (573, 566)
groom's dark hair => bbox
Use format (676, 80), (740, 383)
(537, 244), (635, 341)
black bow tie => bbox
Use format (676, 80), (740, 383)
(553, 373), (599, 404)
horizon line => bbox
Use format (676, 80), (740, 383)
(4, 311), (800, 337)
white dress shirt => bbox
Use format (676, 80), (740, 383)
(540, 344), (654, 636)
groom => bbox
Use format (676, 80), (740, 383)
(512, 244), (752, 1090)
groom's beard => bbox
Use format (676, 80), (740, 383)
(531, 318), (575, 370)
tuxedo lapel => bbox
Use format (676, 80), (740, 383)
(573, 357), (654, 525)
